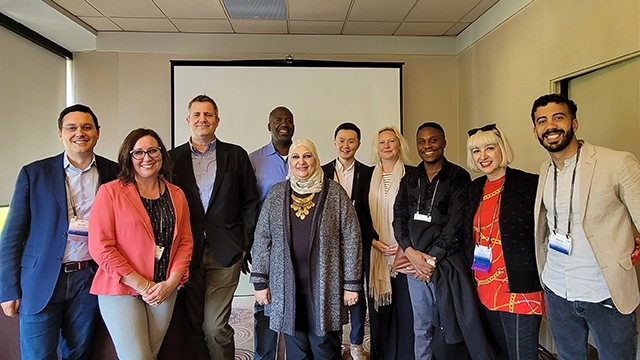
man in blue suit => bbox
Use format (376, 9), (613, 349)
(0, 105), (119, 360)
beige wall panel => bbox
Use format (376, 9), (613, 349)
(0, 27), (66, 204)
(458, 0), (640, 175)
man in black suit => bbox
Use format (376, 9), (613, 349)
(170, 95), (259, 360)
(321, 122), (374, 360)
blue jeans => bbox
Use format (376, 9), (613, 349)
(406, 275), (436, 360)
(19, 266), (99, 360)
(254, 302), (278, 360)
(482, 306), (541, 360)
(544, 286), (638, 360)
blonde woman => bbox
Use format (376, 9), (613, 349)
(368, 126), (415, 360)
(464, 124), (543, 360)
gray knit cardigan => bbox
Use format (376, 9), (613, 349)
(250, 179), (363, 336)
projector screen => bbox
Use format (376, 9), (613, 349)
(171, 60), (403, 166)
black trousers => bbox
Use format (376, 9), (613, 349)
(284, 294), (341, 360)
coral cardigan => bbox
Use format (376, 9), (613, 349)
(88, 178), (193, 296)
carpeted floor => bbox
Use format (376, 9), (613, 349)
(231, 296), (371, 360)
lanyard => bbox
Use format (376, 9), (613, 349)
(417, 178), (439, 215)
(552, 144), (581, 236)
(476, 177), (504, 246)
(64, 170), (99, 220)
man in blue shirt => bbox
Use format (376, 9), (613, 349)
(249, 106), (294, 360)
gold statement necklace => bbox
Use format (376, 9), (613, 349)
(291, 193), (315, 220)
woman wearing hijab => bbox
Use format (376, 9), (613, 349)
(368, 126), (416, 360)
(88, 128), (193, 359)
(250, 138), (362, 360)
(464, 124), (543, 360)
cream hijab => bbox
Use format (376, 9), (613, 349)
(286, 138), (324, 194)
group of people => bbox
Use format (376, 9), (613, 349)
(0, 92), (639, 360)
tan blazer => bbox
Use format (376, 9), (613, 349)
(534, 141), (640, 314)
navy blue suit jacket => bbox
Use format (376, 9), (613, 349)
(0, 153), (119, 314)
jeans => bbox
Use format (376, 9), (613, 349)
(19, 266), (99, 360)
(254, 302), (278, 360)
(544, 286), (637, 360)
(284, 294), (341, 360)
(482, 306), (542, 360)
(406, 275), (436, 360)
(98, 290), (177, 360)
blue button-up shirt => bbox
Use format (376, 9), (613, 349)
(190, 139), (217, 210)
(63, 152), (98, 262)
(249, 142), (288, 204)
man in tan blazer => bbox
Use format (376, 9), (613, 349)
(531, 93), (640, 360)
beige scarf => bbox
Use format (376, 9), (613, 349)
(368, 159), (405, 309)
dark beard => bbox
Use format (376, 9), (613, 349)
(538, 126), (574, 153)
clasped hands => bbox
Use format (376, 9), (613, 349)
(255, 289), (359, 307)
(405, 247), (436, 282)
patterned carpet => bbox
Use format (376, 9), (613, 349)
(231, 296), (371, 359)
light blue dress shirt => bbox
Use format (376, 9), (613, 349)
(190, 139), (217, 210)
(249, 142), (288, 204)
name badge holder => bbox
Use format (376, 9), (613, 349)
(64, 175), (93, 243)
(68, 218), (89, 243)
(472, 178), (504, 273)
(413, 178), (439, 223)
(549, 145), (581, 256)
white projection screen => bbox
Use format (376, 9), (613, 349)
(171, 60), (403, 166)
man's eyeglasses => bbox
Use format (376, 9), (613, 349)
(61, 124), (96, 132)
(130, 147), (162, 160)
(467, 123), (497, 136)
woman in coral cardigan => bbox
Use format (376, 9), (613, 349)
(89, 128), (193, 360)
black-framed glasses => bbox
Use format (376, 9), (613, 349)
(467, 123), (497, 136)
(61, 124), (96, 132)
(130, 147), (162, 160)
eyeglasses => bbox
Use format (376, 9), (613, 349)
(130, 147), (162, 160)
(467, 123), (497, 136)
(61, 124), (96, 132)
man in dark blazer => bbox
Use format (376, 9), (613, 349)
(170, 95), (259, 360)
(321, 122), (374, 360)
(0, 104), (119, 359)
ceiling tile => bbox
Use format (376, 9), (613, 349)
(395, 22), (454, 36)
(444, 22), (470, 35)
(110, 17), (178, 32)
(153, 0), (227, 19)
(289, 0), (350, 21)
(342, 21), (399, 35)
(406, 0), (480, 22)
(86, 0), (164, 18)
(50, 0), (102, 17)
(224, 0), (285, 19)
(289, 20), (343, 34)
(230, 19), (287, 34)
(172, 18), (233, 33)
(348, 0), (416, 22)
(461, 0), (499, 23)
(79, 16), (122, 31)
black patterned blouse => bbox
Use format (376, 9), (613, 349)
(140, 189), (176, 283)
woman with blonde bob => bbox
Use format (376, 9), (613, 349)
(463, 124), (543, 360)
(368, 126), (415, 360)
(250, 138), (362, 360)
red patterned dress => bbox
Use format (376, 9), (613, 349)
(473, 176), (544, 314)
